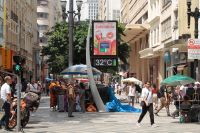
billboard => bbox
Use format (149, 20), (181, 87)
(93, 21), (117, 56)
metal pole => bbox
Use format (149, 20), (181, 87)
(16, 76), (21, 132)
(193, 8), (199, 81)
(68, 0), (74, 67)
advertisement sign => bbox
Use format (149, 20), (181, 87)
(187, 38), (200, 59)
(93, 21), (117, 56)
(1, 48), (12, 70)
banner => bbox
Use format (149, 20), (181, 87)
(93, 21), (117, 56)
(187, 38), (200, 59)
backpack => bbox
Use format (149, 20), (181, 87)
(157, 86), (165, 98)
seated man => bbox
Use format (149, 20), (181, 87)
(180, 95), (191, 110)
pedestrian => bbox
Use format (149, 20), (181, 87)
(128, 82), (136, 107)
(136, 82), (158, 128)
(67, 81), (75, 117)
(155, 85), (171, 116)
(79, 82), (86, 113)
(152, 84), (158, 110)
(0, 76), (13, 131)
(49, 81), (57, 111)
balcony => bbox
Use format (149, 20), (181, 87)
(139, 48), (153, 59)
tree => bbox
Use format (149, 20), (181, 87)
(42, 21), (130, 74)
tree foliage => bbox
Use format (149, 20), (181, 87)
(42, 21), (130, 74)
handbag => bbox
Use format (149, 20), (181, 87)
(140, 101), (145, 107)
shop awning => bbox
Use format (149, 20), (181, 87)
(121, 24), (150, 43)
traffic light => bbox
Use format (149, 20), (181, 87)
(13, 64), (22, 74)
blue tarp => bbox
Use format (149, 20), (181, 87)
(105, 87), (141, 113)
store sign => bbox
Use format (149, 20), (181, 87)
(187, 38), (200, 59)
(93, 21), (117, 56)
(1, 48), (12, 70)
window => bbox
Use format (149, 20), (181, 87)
(0, 18), (3, 43)
(162, 0), (171, 7)
(161, 17), (171, 41)
(37, 0), (48, 6)
(0, 0), (3, 8)
(37, 12), (49, 19)
(38, 25), (48, 31)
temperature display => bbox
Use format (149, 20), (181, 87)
(93, 58), (117, 67)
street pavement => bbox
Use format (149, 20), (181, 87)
(9, 96), (200, 133)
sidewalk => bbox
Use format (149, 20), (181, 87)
(21, 96), (200, 133)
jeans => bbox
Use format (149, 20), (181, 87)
(0, 101), (10, 128)
(138, 103), (154, 125)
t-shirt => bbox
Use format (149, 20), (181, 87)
(128, 86), (136, 96)
(141, 87), (153, 104)
(0, 83), (11, 101)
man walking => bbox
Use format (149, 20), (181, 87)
(136, 82), (158, 127)
(154, 85), (171, 116)
(67, 82), (75, 117)
(0, 76), (13, 131)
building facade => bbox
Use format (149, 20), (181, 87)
(121, 0), (149, 83)
(121, 0), (199, 87)
(0, 0), (39, 81)
(37, 0), (62, 81)
(98, 0), (121, 20)
(37, 0), (62, 47)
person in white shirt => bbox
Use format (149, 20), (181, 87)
(128, 83), (136, 106)
(0, 76), (13, 131)
(136, 82), (158, 128)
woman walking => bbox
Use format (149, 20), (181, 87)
(136, 82), (158, 128)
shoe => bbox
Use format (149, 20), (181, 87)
(68, 115), (74, 117)
(136, 122), (141, 127)
(167, 114), (171, 117)
(172, 114), (175, 119)
(154, 113), (159, 116)
(151, 124), (159, 128)
(4, 128), (13, 131)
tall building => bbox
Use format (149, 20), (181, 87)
(81, 0), (98, 20)
(98, 0), (121, 20)
(37, 0), (62, 47)
(65, 0), (98, 21)
(0, 0), (39, 80)
(37, 0), (62, 81)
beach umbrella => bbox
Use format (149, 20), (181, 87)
(161, 74), (195, 86)
(61, 64), (102, 75)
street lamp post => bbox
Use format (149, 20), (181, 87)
(187, 0), (200, 81)
(61, 0), (83, 67)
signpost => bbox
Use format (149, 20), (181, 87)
(188, 38), (200, 80)
(187, 38), (200, 59)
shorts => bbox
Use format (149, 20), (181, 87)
(128, 96), (135, 102)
